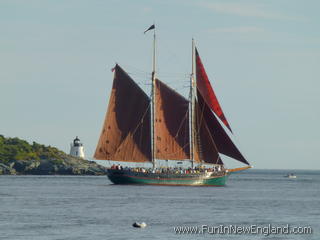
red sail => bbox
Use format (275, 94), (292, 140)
(197, 90), (249, 165)
(94, 64), (151, 162)
(155, 79), (190, 160)
(195, 48), (232, 132)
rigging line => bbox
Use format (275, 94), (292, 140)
(157, 70), (189, 75)
(202, 116), (222, 164)
(184, 114), (190, 155)
(135, 81), (151, 86)
(158, 80), (189, 99)
(159, 35), (190, 77)
(227, 127), (249, 163)
(200, 101), (223, 165)
(138, 110), (144, 157)
(156, 73), (189, 78)
(126, 70), (150, 75)
(155, 83), (190, 159)
(129, 76), (150, 85)
(127, 74), (150, 80)
(173, 110), (189, 139)
(157, 73), (189, 78)
(129, 103), (151, 137)
(114, 103), (151, 157)
(122, 64), (149, 74)
(204, 118), (220, 164)
(166, 120), (191, 157)
(157, 78), (190, 84)
(194, 98), (212, 164)
(195, 99), (205, 135)
(126, 70), (150, 77)
(161, 85), (190, 92)
(157, 81), (188, 140)
(157, 76), (189, 82)
(127, 70), (150, 75)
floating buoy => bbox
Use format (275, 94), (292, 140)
(132, 222), (147, 228)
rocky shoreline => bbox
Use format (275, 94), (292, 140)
(0, 135), (108, 175)
(0, 157), (108, 175)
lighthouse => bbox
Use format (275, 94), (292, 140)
(70, 136), (85, 159)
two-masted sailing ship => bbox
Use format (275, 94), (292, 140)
(94, 27), (251, 186)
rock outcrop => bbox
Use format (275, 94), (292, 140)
(0, 135), (107, 175)
(0, 157), (107, 175)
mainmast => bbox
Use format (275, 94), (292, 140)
(189, 39), (196, 168)
(151, 27), (157, 169)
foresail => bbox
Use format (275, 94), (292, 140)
(94, 64), (151, 162)
(194, 97), (222, 165)
(195, 48), (233, 133)
(197, 91), (249, 165)
(154, 79), (190, 160)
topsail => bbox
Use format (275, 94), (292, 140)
(195, 48), (233, 133)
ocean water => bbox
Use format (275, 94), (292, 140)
(0, 170), (319, 240)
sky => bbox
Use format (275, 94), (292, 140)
(1, 0), (319, 169)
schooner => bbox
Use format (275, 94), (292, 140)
(94, 26), (251, 186)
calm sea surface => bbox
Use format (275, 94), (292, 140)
(0, 170), (319, 240)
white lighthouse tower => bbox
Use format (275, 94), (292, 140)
(70, 136), (85, 159)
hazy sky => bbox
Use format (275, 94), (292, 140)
(1, 0), (319, 169)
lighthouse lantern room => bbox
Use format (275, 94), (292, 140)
(70, 136), (85, 159)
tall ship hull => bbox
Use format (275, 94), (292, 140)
(107, 169), (228, 186)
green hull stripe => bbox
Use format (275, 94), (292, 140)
(107, 173), (228, 186)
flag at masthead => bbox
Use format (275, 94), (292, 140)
(144, 24), (155, 34)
